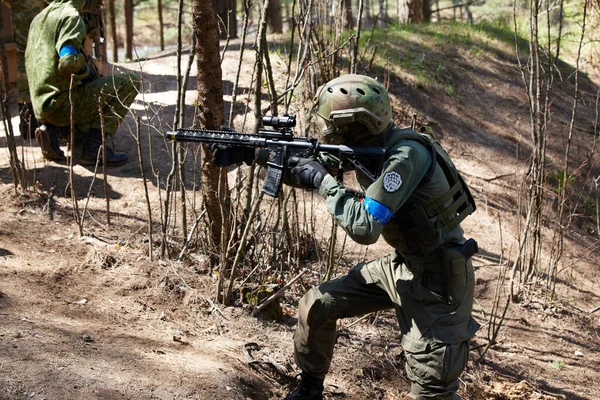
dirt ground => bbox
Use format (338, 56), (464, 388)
(1, 32), (600, 400)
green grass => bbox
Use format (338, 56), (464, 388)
(361, 20), (522, 91)
(264, 3), (592, 94)
(469, 0), (588, 61)
(445, 84), (458, 98)
(360, 5), (590, 91)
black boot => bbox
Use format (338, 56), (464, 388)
(81, 129), (128, 167)
(35, 124), (66, 161)
(284, 373), (324, 400)
(19, 102), (39, 140)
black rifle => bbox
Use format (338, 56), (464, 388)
(166, 115), (386, 197)
(82, 11), (105, 62)
(80, 11), (105, 82)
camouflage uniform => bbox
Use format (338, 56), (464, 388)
(1, 0), (47, 104)
(25, 0), (139, 138)
(287, 75), (480, 400)
(1, 0), (47, 137)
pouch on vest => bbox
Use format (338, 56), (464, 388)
(440, 247), (466, 306)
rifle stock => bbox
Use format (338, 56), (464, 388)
(166, 116), (386, 197)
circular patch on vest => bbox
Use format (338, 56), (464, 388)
(383, 171), (403, 192)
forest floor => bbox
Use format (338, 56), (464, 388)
(1, 24), (600, 400)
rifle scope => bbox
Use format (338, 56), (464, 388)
(262, 114), (296, 128)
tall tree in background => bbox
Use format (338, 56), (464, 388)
(108, 0), (118, 62)
(192, 0), (228, 247)
(365, 0), (372, 20)
(124, 0), (134, 60)
(158, 0), (165, 51)
(268, 0), (283, 33)
(377, 0), (388, 28)
(215, 0), (237, 39)
(343, 0), (353, 29)
(407, 0), (431, 22)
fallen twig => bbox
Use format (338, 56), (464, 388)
(345, 312), (373, 329)
(461, 170), (517, 183)
(242, 342), (289, 381)
(177, 210), (207, 262)
(251, 268), (309, 317)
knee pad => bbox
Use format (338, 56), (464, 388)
(298, 288), (335, 330)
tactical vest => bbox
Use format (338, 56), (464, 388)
(383, 128), (476, 255)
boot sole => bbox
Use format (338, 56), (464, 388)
(41, 152), (67, 162)
(80, 158), (128, 167)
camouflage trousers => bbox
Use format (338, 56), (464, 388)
(37, 73), (140, 137)
(294, 251), (480, 400)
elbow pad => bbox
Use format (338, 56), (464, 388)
(363, 197), (393, 224)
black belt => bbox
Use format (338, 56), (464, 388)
(397, 239), (478, 275)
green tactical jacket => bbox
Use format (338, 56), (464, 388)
(25, 0), (89, 119)
(318, 126), (466, 256)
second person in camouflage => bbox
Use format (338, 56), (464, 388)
(0, 0), (47, 138)
(25, 0), (140, 166)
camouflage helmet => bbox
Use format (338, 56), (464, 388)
(313, 74), (392, 144)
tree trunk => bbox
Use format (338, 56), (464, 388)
(158, 0), (165, 51)
(343, 0), (353, 29)
(407, 0), (431, 23)
(98, 6), (108, 62)
(398, 0), (409, 23)
(268, 0), (283, 33)
(192, 0), (228, 246)
(378, 0), (388, 28)
(108, 0), (117, 62)
(0, 3), (25, 190)
(215, 0), (237, 39)
(123, 0), (134, 60)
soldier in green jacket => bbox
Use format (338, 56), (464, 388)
(1, 0), (47, 138)
(213, 74), (480, 400)
(25, 0), (139, 165)
(289, 75), (480, 400)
